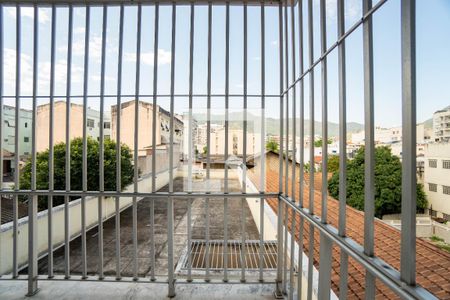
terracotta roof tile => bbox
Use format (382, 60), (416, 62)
(248, 152), (450, 299)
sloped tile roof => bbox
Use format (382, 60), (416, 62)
(247, 151), (450, 299)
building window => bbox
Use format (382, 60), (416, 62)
(443, 185), (450, 195)
(428, 183), (437, 192)
(87, 118), (95, 128)
(428, 159), (437, 168)
(104, 135), (110, 140)
(104, 122), (111, 129)
(24, 122), (28, 128)
(443, 160), (450, 169)
(24, 137), (29, 143)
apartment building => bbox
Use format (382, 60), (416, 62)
(180, 112), (198, 161)
(433, 105), (450, 142)
(196, 126), (261, 156)
(36, 101), (111, 152)
(1, 104), (32, 158)
(111, 100), (183, 156)
(424, 142), (450, 220)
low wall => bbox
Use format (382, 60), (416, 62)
(0, 168), (173, 275)
(433, 222), (450, 243)
(237, 166), (338, 300)
(382, 215), (450, 242)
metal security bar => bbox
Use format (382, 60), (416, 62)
(0, 1), (440, 300)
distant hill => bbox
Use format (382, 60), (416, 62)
(192, 112), (364, 137)
(423, 118), (433, 129)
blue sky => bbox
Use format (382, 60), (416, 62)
(1, 0), (450, 129)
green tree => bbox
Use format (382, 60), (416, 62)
(314, 138), (332, 148)
(327, 155), (340, 173)
(19, 137), (134, 210)
(328, 146), (427, 218)
(203, 146), (208, 155)
(266, 138), (279, 152)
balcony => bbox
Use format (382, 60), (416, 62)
(0, 0), (449, 300)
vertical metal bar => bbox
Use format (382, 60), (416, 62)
(132, 4), (142, 281)
(0, 4), (2, 202)
(307, 0), (315, 298)
(223, 0), (230, 283)
(27, 5), (39, 295)
(0, 5), (3, 277)
(81, 5), (90, 280)
(297, 1), (305, 299)
(289, 0), (297, 298)
(400, 0), (417, 287)
(317, 0), (332, 298)
(337, 0), (348, 297)
(12, 4), (20, 279)
(282, 0), (289, 295)
(150, 1), (159, 282)
(167, 2), (176, 297)
(319, 0), (328, 225)
(363, 0), (375, 298)
(284, 0), (289, 199)
(290, 0), (296, 203)
(187, 0), (195, 283)
(205, 0), (212, 283)
(98, 4), (107, 280)
(64, 4), (73, 280)
(259, 0), (265, 283)
(115, 3), (124, 280)
(307, 0), (314, 217)
(241, 0), (248, 284)
(48, 4), (57, 279)
(275, 0), (285, 297)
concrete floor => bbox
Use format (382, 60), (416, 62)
(0, 280), (276, 300)
(31, 176), (259, 278)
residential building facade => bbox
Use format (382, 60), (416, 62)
(196, 126), (261, 156)
(424, 142), (450, 220)
(36, 101), (111, 152)
(2, 104), (32, 158)
(433, 105), (450, 142)
(111, 100), (183, 156)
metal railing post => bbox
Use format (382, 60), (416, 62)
(26, 5), (39, 295)
(167, 2), (177, 297)
(275, 195), (284, 299)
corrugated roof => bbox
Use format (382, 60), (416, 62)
(247, 152), (450, 299)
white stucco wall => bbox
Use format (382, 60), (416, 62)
(0, 168), (173, 275)
(237, 166), (338, 300)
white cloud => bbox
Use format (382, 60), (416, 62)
(271, 40), (278, 46)
(313, 0), (361, 23)
(6, 7), (50, 24)
(3, 48), (83, 95)
(124, 49), (172, 66)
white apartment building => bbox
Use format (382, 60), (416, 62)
(36, 101), (111, 153)
(180, 112), (198, 161)
(424, 142), (450, 220)
(1, 105), (32, 179)
(196, 125), (261, 156)
(350, 126), (402, 145)
(2, 105), (32, 158)
(433, 105), (450, 142)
